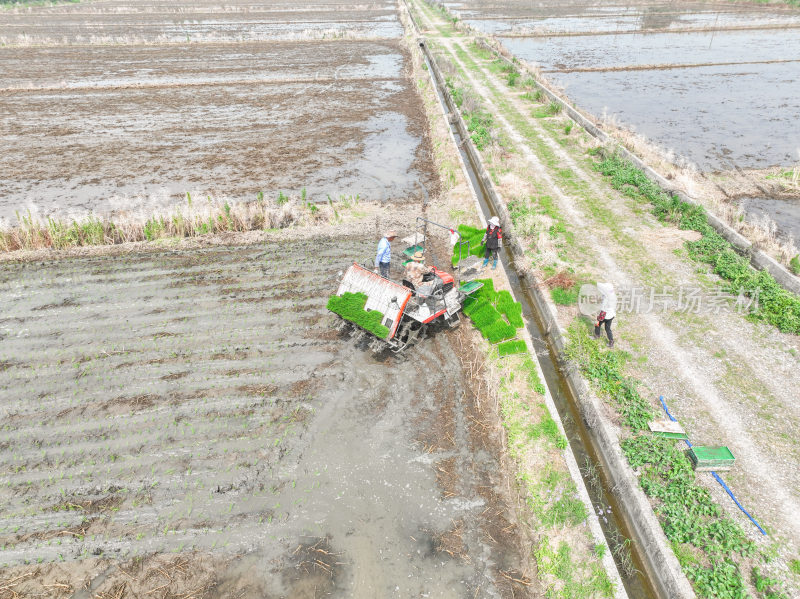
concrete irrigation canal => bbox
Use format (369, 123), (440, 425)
(2, 0), (800, 598)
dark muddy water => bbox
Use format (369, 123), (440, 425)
(447, 0), (800, 173)
(551, 61), (800, 170)
(500, 29), (800, 71)
(740, 195), (800, 243)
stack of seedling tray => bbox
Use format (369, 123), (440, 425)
(688, 446), (735, 472)
(648, 419), (688, 441)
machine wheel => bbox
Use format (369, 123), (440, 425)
(393, 318), (427, 353)
(446, 312), (461, 329)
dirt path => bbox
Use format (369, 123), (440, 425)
(411, 0), (800, 583)
(0, 238), (537, 597)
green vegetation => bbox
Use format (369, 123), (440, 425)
(527, 413), (568, 450)
(789, 559), (800, 575)
(522, 89), (544, 103)
(520, 357), (547, 394)
(790, 255), (800, 276)
(551, 285), (579, 305)
(565, 322), (653, 432)
(595, 153), (800, 335)
(498, 340), (527, 356)
(462, 279), (525, 344)
(534, 535), (615, 598)
(326, 292), (389, 339)
(497, 290), (524, 327)
(464, 109), (494, 150)
(565, 321), (790, 597)
(452, 224), (485, 263)
(492, 349), (613, 598)
(444, 72), (494, 150)
(751, 566), (789, 599)
(484, 319), (517, 343)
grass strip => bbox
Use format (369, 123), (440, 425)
(595, 153), (800, 335)
(0, 196), (319, 253)
(565, 321), (794, 598)
(565, 322), (654, 431)
(327, 292), (389, 339)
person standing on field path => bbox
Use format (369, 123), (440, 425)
(374, 230), (396, 278)
(594, 282), (617, 348)
(482, 216), (502, 269)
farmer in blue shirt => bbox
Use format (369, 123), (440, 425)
(374, 230), (397, 278)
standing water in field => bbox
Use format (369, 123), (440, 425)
(0, 2), (435, 225)
(445, 0), (800, 231)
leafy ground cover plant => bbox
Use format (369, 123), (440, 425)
(565, 323), (653, 431)
(565, 321), (794, 597)
(594, 153), (800, 335)
(326, 292), (389, 338)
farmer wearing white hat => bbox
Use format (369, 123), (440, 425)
(593, 282), (617, 348)
(403, 250), (433, 291)
(374, 230), (397, 278)
(481, 216), (502, 269)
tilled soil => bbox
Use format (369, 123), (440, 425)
(0, 0), (438, 224)
(0, 40), (405, 89)
(0, 2), (403, 44)
(0, 239), (533, 597)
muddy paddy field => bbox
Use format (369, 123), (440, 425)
(0, 0), (435, 226)
(445, 0), (800, 238)
(0, 239), (536, 597)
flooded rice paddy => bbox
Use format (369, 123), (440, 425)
(446, 0), (800, 173)
(0, 0), (435, 226)
(0, 239), (535, 597)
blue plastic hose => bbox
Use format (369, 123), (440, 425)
(658, 395), (766, 536)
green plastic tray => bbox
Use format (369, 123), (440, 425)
(688, 446), (735, 471)
(653, 431), (689, 441)
(403, 244), (425, 257)
(459, 281), (484, 295)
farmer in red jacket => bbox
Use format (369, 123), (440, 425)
(482, 216), (502, 270)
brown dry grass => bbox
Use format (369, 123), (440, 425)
(0, 193), (330, 253)
(544, 271), (576, 290)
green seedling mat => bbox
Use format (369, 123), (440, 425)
(403, 244), (425, 257)
(689, 446), (735, 471)
(459, 281), (484, 295)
